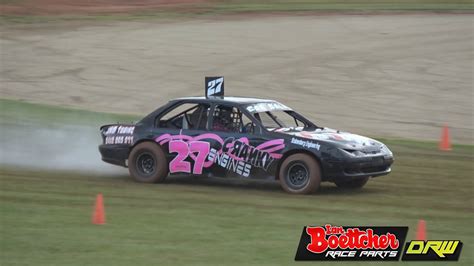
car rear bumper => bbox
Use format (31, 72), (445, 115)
(98, 144), (130, 167)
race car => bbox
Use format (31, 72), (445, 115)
(99, 77), (393, 194)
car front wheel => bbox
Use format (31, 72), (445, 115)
(279, 154), (321, 194)
(128, 142), (168, 183)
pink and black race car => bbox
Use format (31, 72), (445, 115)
(99, 77), (393, 194)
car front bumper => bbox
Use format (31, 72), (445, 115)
(323, 155), (394, 182)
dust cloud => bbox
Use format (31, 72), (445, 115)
(0, 122), (127, 174)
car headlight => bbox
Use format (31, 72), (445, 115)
(380, 145), (393, 156)
(341, 149), (366, 157)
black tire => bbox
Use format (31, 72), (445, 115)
(128, 142), (168, 183)
(279, 154), (321, 194)
(334, 177), (369, 189)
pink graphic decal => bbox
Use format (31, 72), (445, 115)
(156, 133), (222, 168)
(155, 133), (285, 175)
(188, 141), (210, 174)
(169, 140), (210, 174)
(256, 139), (285, 159)
(299, 131), (314, 139)
(169, 140), (191, 173)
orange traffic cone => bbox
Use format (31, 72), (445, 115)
(439, 125), (452, 151)
(92, 193), (106, 225)
(415, 220), (426, 240)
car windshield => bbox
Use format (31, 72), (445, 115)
(253, 111), (318, 131)
(244, 102), (317, 131)
(252, 110), (300, 130)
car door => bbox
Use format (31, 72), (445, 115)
(206, 104), (284, 179)
(151, 101), (212, 176)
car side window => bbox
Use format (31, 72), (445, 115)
(212, 105), (256, 133)
(241, 112), (256, 134)
(157, 103), (210, 130)
(254, 112), (280, 129)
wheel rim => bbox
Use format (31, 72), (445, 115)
(136, 152), (156, 176)
(285, 162), (309, 189)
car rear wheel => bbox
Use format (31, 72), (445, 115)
(279, 154), (321, 194)
(334, 177), (369, 189)
(128, 142), (168, 183)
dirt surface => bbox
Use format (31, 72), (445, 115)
(1, 14), (473, 143)
(0, 0), (209, 15)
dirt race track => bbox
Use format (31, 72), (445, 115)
(1, 14), (472, 143)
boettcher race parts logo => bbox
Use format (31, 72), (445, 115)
(295, 225), (408, 261)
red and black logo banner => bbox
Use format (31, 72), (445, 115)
(294, 225), (408, 261)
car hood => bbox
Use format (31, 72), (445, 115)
(274, 127), (382, 151)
